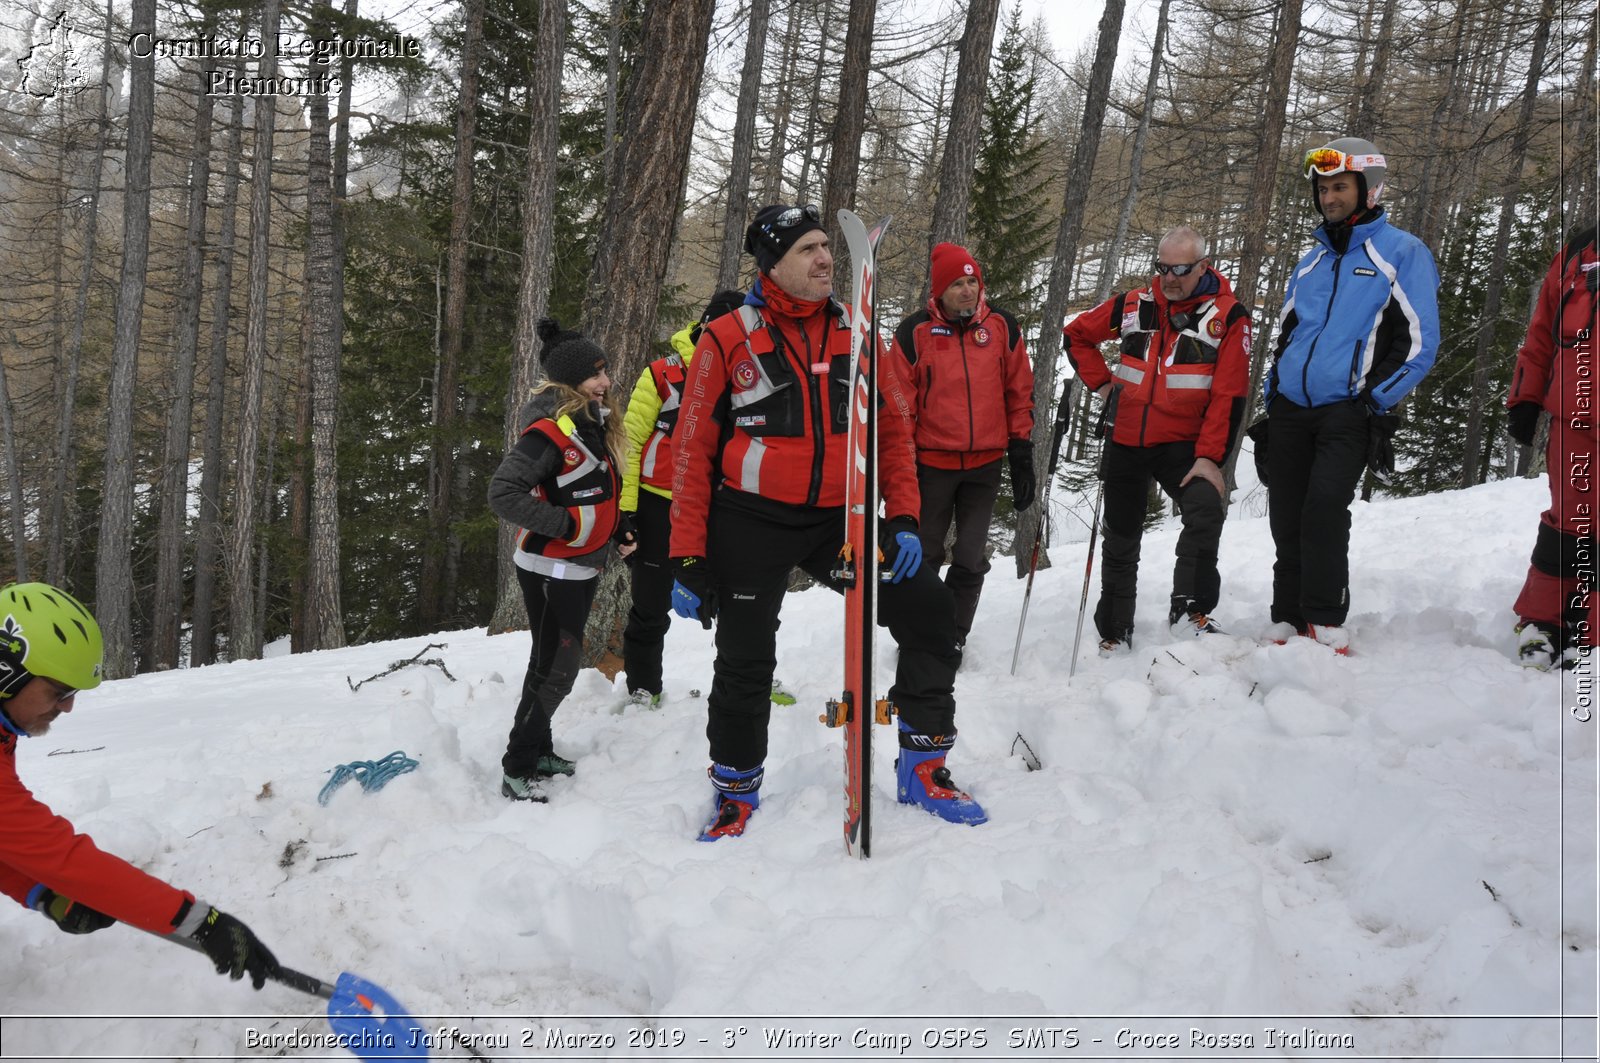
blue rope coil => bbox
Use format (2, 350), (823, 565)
(317, 750), (419, 807)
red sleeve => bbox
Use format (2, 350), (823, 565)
(669, 328), (731, 559)
(877, 339), (922, 523)
(1508, 251), (1564, 409)
(1062, 295), (1121, 393)
(1195, 308), (1253, 463)
(1, 745), (192, 934)
(1004, 328), (1035, 442)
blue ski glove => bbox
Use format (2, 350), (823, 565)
(671, 557), (718, 629)
(185, 905), (281, 990)
(33, 888), (115, 934)
(880, 517), (923, 584)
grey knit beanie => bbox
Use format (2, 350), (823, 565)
(537, 317), (608, 388)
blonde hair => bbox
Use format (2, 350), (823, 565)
(530, 379), (626, 462)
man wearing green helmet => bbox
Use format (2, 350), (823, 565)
(1, 582), (282, 990)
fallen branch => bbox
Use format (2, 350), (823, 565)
(346, 643), (455, 691)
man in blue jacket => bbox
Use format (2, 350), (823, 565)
(1263, 136), (1440, 653)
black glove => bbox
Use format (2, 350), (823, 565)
(187, 906), (281, 990)
(613, 511), (637, 547)
(1507, 402), (1542, 447)
(1007, 440), (1036, 511)
(36, 889), (115, 935)
(1246, 419), (1270, 487)
(670, 556), (718, 629)
(1366, 412), (1399, 485)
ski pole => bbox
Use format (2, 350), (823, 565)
(1011, 379), (1077, 675)
(1068, 385), (1119, 682)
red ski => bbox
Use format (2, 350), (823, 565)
(823, 209), (891, 859)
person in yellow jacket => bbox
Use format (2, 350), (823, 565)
(620, 291), (746, 707)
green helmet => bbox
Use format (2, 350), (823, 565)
(0, 583), (103, 698)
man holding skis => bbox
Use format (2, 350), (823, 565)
(1, 582), (281, 989)
(668, 204), (986, 840)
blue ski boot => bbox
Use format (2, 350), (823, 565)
(895, 723), (987, 825)
(698, 762), (763, 841)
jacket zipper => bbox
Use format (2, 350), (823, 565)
(802, 320), (826, 507)
(1303, 247), (1344, 401)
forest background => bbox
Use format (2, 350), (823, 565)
(0, 0), (1591, 679)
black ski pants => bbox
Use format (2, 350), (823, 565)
(916, 459), (1004, 639)
(1094, 438), (1226, 641)
(1266, 396), (1370, 627)
(621, 490), (674, 695)
(503, 566), (600, 776)
(704, 496), (961, 771)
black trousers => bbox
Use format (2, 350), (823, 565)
(503, 566), (600, 776)
(1094, 439), (1226, 640)
(1266, 396), (1370, 627)
(621, 490), (674, 695)
(916, 460), (1004, 638)
(704, 495), (961, 771)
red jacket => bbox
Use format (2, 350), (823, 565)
(889, 295), (1034, 470)
(1063, 268), (1251, 463)
(1, 728), (193, 934)
(1509, 229), (1598, 417)
(670, 287), (920, 558)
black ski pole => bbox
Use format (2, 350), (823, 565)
(1010, 378), (1076, 675)
(1069, 385), (1119, 682)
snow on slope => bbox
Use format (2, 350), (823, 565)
(1, 477), (1594, 1061)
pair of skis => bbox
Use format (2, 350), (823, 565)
(823, 209), (892, 859)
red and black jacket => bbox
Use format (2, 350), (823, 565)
(669, 283), (920, 558)
(1063, 268), (1252, 464)
(889, 295), (1035, 470)
(515, 414), (621, 561)
(1, 727), (194, 934)
(1509, 227), (1598, 417)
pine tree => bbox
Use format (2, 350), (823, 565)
(968, 5), (1054, 328)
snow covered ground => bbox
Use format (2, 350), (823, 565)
(2, 475), (1596, 1061)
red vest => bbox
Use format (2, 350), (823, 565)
(639, 355), (688, 493)
(516, 414), (620, 559)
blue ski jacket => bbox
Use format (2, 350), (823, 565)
(1265, 209), (1440, 414)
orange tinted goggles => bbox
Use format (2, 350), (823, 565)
(1304, 147), (1385, 179)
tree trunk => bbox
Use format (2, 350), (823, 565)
(760, 0), (804, 204)
(1352, 0), (1399, 132)
(928, 0), (1002, 247)
(303, 22), (345, 648)
(148, 49), (217, 670)
(420, 0), (486, 632)
(95, 0), (156, 678)
(796, 0), (835, 203)
(491, 0), (569, 635)
(821, 0), (877, 235)
(1412, 0), (1472, 250)
(1095, 0), (1171, 304)
(576, 0), (717, 666)
(227, 0), (282, 662)
(605, 0), (622, 191)
(47, 0), (116, 588)
(192, 81), (246, 667)
(717, 0), (772, 290)
(1013, 0), (1125, 577)
(1460, 0), (1554, 486)
(0, 355), (26, 582)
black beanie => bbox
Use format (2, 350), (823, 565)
(744, 204), (825, 274)
(691, 289), (747, 343)
(537, 317), (608, 388)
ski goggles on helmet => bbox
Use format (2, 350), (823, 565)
(1304, 147), (1386, 179)
(1154, 259), (1205, 277)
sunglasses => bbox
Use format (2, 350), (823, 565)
(1154, 260), (1205, 277)
(766, 204), (820, 233)
(42, 679), (77, 705)
(1304, 147), (1385, 179)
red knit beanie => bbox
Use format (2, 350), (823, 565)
(930, 242), (982, 299)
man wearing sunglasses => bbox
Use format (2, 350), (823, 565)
(669, 204), (986, 840)
(1262, 136), (1440, 654)
(1, 582), (282, 990)
(1063, 225), (1252, 655)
